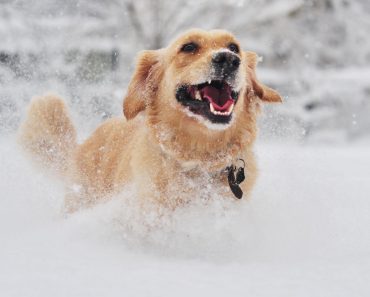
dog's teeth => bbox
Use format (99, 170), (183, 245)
(210, 103), (234, 116)
(208, 79), (211, 84)
(195, 90), (202, 100)
(227, 103), (234, 113)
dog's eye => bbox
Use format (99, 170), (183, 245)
(181, 42), (198, 53)
(228, 43), (239, 53)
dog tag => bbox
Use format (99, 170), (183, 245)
(227, 165), (236, 185)
(227, 165), (244, 199)
(230, 183), (243, 199)
(235, 167), (245, 184)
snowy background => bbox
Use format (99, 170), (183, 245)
(1, 0), (370, 296)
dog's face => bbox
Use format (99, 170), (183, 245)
(123, 29), (281, 133)
(166, 30), (243, 126)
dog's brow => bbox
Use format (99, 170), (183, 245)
(180, 35), (202, 44)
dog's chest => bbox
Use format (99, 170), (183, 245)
(162, 164), (231, 202)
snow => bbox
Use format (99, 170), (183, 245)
(1, 137), (370, 296)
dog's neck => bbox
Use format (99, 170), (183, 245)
(158, 142), (198, 170)
(145, 99), (258, 174)
(148, 121), (250, 174)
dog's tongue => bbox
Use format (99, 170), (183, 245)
(200, 84), (234, 111)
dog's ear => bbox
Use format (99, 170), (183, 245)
(123, 50), (162, 120)
(245, 51), (282, 103)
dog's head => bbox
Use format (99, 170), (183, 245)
(123, 28), (281, 135)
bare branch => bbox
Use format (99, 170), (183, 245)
(124, 0), (146, 44)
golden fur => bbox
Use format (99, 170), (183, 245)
(18, 29), (281, 212)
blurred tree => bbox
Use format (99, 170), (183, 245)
(119, 0), (304, 50)
(1, 0), (370, 140)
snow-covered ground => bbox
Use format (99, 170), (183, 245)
(1, 136), (369, 297)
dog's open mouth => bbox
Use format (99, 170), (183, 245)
(176, 80), (239, 124)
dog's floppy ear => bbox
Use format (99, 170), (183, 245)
(123, 50), (161, 120)
(245, 51), (282, 103)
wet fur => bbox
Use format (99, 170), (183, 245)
(18, 29), (281, 212)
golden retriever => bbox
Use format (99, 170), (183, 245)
(18, 29), (281, 212)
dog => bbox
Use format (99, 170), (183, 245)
(18, 29), (282, 212)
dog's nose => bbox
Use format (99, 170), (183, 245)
(212, 52), (240, 73)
